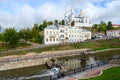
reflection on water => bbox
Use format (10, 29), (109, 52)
(0, 53), (119, 80)
(61, 56), (99, 70)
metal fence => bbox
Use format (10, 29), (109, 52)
(0, 51), (88, 63)
(27, 56), (120, 80)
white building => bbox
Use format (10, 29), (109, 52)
(44, 25), (91, 45)
(106, 30), (120, 37)
(64, 7), (92, 27)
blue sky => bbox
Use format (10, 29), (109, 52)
(0, 0), (120, 30)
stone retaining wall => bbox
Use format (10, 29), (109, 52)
(0, 49), (90, 71)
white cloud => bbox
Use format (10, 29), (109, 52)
(0, 0), (120, 30)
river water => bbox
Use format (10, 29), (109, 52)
(0, 50), (119, 80)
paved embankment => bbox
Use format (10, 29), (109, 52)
(58, 64), (120, 80)
(0, 49), (89, 71)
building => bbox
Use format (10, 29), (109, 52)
(112, 24), (120, 28)
(64, 7), (92, 27)
(106, 30), (120, 37)
(44, 25), (91, 45)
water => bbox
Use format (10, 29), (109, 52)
(0, 50), (119, 80)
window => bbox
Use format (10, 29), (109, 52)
(50, 31), (52, 35)
(53, 38), (55, 41)
(46, 38), (48, 41)
(60, 30), (64, 33)
(50, 38), (52, 41)
(53, 31), (55, 35)
(46, 31), (48, 35)
(56, 38), (58, 41)
(60, 35), (64, 38)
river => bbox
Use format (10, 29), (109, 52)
(0, 49), (119, 80)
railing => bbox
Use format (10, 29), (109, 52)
(0, 51), (87, 63)
(33, 56), (120, 80)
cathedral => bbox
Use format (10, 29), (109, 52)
(43, 7), (92, 45)
(64, 7), (92, 27)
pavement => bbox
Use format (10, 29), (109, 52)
(57, 64), (119, 80)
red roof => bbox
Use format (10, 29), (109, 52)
(112, 24), (120, 26)
(107, 29), (120, 32)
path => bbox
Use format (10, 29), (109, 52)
(58, 64), (119, 80)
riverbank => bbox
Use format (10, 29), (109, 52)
(58, 64), (120, 80)
(0, 38), (120, 57)
(0, 48), (119, 79)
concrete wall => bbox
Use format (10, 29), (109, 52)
(0, 49), (90, 71)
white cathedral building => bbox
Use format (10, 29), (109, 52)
(44, 7), (92, 45)
(64, 7), (92, 27)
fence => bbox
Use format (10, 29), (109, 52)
(33, 56), (120, 80)
(0, 51), (88, 64)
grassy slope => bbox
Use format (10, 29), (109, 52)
(82, 66), (120, 80)
(0, 38), (120, 57)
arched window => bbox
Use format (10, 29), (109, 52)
(46, 38), (48, 41)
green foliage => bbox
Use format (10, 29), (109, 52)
(62, 20), (65, 25)
(47, 21), (53, 26)
(3, 28), (19, 47)
(31, 24), (40, 41)
(107, 21), (114, 30)
(0, 33), (4, 42)
(71, 20), (75, 26)
(35, 35), (43, 44)
(19, 27), (32, 44)
(98, 22), (106, 32)
(39, 20), (48, 31)
(82, 66), (120, 80)
(92, 24), (98, 29)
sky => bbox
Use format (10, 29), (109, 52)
(0, 0), (120, 30)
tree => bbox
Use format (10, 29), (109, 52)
(107, 21), (114, 30)
(0, 33), (4, 42)
(98, 22), (106, 32)
(92, 24), (98, 29)
(47, 21), (53, 26)
(71, 20), (75, 26)
(3, 28), (19, 47)
(19, 28), (32, 44)
(31, 24), (40, 42)
(62, 20), (65, 25)
(39, 20), (48, 31)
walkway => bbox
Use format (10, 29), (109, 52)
(58, 64), (119, 80)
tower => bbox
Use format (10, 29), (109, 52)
(64, 10), (68, 26)
(79, 9), (84, 17)
(70, 6), (74, 21)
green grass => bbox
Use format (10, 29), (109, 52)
(0, 43), (31, 50)
(0, 38), (120, 57)
(81, 66), (120, 80)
